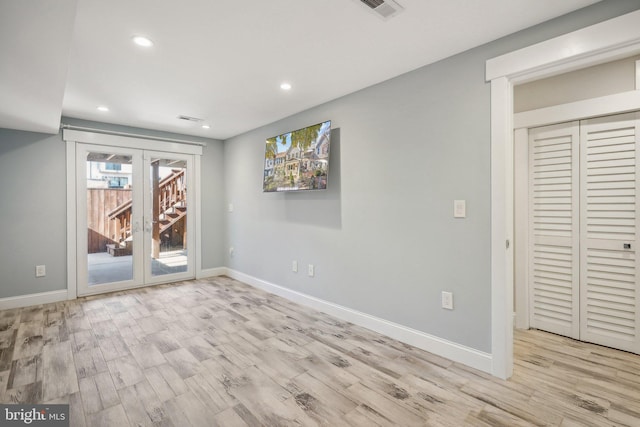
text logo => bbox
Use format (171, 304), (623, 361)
(1, 405), (69, 426)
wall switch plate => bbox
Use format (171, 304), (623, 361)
(292, 260), (298, 273)
(441, 291), (453, 310)
(228, 203), (234, 212)
(35, 265), (46, 277)
(229, 247), (234, 257)
(308, 264), (314, 277)
(454, 200), (466, 218)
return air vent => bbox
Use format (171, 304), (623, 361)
(359, 0), (403, 19)
(361, 0), (384, 8)
(177, 115), (204, 123)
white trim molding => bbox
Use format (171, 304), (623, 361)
(62, 129), (203, 155)
(490, 76), (514, 380)
(486, 10), (640, 83)
(225, 269), (493, 374)
(60, 124), (207, 147)
(513, 128), (530, 330)
(514, 90), (640, 129)
(0, 269), (225, 310)
(66, 141), (78, 300)
(198, 267), (227, 279)
(195, 154), (203, 279)
(0, 290), (68, 311)
(486, 10), (640, 379)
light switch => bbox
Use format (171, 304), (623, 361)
(36, 265), (46, 277)
(441, 291), (453, 310)
(454, 200), (466, 218)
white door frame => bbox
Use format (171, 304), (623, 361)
(513, 92), (640, 332)
(65, 130), (203, 298)
(487, 10), (640, 379)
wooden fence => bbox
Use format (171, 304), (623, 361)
(87, 188), (131, 253)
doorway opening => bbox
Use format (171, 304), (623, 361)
(84, 151), (189, 286)
(65, 129), (203, 298)
(486, 10), (640, 379)
(515, 112), (640, 355)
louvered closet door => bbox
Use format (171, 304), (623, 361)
(580, 112), (640, 353)
(528, 122), (580, 339)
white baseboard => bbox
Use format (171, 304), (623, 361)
(0, 289), (69, 310)
(0, 268), (226, 311)
(198, 267), (227, 279)
(0, 270), (492, 374)
(225, 268), (493, 374)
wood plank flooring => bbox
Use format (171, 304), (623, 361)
(0, 276), (639, 426)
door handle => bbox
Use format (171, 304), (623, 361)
(623, 243), (631, 250)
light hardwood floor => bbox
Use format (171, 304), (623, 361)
(0, 276), (639, 426)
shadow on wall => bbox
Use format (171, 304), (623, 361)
(0, 128), (55, 156)
(283, 128), (341, 229)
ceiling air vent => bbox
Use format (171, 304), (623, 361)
(359, 0), (403, 19)
(177, 115), (204, 123)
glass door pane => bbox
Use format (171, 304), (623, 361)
(85, 150), (137, 286)
(77, 144), (194, 296)
(148, 156), (189, 278)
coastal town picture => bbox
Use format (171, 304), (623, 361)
(263, 120), (331, 192)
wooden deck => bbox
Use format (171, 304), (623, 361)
(0, 276), (638, 426)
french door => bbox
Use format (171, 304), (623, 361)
(76, 144), (195, 296)
(528, 112), (640, 354)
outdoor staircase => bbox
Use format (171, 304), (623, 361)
(107, 169), (186, 255)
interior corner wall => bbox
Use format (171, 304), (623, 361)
(222, 0), (640, 354)
(0, 118), (225, 300)
(199, 135), (226, 270)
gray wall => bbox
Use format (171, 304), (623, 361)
(223, 1), (640, 353)
(199, 134), (226, 270)
(0, 0), (638, 353)
(0, 118), (225, 299)
(0, 129), (67, 298)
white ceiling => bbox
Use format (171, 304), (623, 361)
(1, 0), (601, 139)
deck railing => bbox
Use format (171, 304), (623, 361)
(107, 169), (186, 245)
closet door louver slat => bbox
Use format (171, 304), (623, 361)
(529, 122), (580, 339)
(580, 113), (640, 353)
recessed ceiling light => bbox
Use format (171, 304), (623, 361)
(97, 106), (109, 112)
(202, 124), (210, 129)
(132, 36), (154, 47)
(280, 82), (292, 91)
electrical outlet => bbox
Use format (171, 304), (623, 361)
(35, 265), (46, 278)
(292, 260), (298, 273)
(308, 264), (314, 277)
(441, 291), (453, 310)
